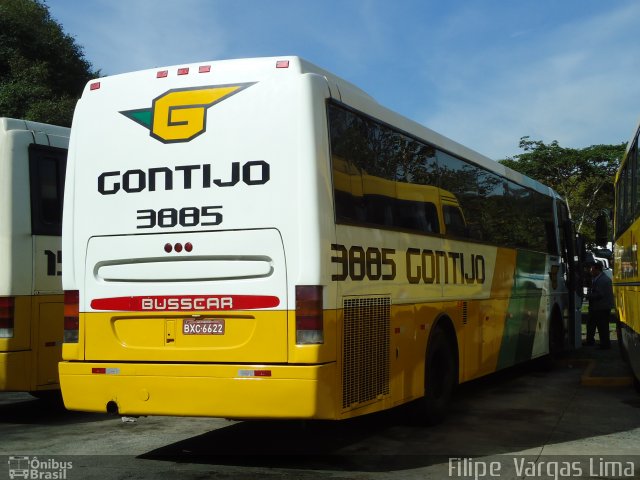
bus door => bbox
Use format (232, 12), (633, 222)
(561, 218), (584, 349)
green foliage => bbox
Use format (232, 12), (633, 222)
(500, 136), (625, 244)
(0, 0), (98, 126)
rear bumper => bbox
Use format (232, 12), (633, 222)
(59, 361), (338, 419)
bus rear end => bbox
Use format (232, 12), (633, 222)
(60, 57), (340, 418)
(0, 118), (68, 393)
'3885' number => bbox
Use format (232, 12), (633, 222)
(136, 206), (222, 229)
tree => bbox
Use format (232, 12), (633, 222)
(500, 136), (625, 244)
(0, 0), (98, 126)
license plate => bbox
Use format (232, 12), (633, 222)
(183, 318), (225, 335)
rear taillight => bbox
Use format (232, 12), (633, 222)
(0, 297), (15, 338)
(295, 286), (323, 345)
(64, 290), (79, 343)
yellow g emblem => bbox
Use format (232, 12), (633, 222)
(121, 83), (253, 143)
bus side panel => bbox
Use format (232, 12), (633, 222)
(33, 236), (62, 293)
(34, 296), (63, 388)
(461, 247), (516, 381)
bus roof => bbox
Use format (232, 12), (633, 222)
(0, 117), (69, 138)
(82, 56), (561, 201)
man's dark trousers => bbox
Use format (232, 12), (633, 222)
(588, 308), (611, 348)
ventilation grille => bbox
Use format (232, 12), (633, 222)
(342, 296), (390, 410)
(461, 301), (468, 325)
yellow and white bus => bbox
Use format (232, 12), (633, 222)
(0, 118), (68, 394)
(59, 56), (582, 422)
(612, 119), (640, 391)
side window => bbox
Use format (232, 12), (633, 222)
(328, 101), (441, 235)
(443, 205), (466, 237)
(616, 164), (625, 237)
(436, 150), (481, 239)
(29, 144), (67, 236)
(535, 191), (558, 254)
(632, 139), (640, 220)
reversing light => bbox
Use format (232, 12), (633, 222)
(238, 369), (272, 377)
(0, 297), (15, 338)
(295, 285), (323, 344)
(64, 290), (79, 343)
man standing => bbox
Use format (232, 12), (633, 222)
(585, 262), (614, 349)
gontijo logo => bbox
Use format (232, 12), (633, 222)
(120, 83), (254, 143)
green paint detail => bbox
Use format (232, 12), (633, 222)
(497, 250), (547, 369)
(120, 108), (152, 129)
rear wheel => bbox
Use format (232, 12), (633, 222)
(549, 315), (564, 354)
(415, 326), (457, 425)
(616, 320), (630, 364)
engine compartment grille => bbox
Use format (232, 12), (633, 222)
(342, 296), (391, 410)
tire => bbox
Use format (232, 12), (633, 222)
(416, 326), (457, 425)
(549, 315), (564, 356)
(541, 315), (564, 370)
(616, 320), (630, 364)
(29, 390), (63, 405)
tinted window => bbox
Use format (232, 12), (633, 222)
(329, 102), (440, 235)
(29, 144), (67, 236)
(328, 101), (557, 253)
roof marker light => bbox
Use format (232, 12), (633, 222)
(178, 67), (189, 75)
(276, 60), (290, 69)
(198, 65), (211, 73)
(90, 82), (101, 90)
(157, 70), (168, 78)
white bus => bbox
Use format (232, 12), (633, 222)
(60, 57), (581, 422)
(0, 118), (68, 394)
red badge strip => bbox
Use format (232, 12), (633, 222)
(90, 295), (280, 311)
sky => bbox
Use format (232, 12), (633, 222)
(46, 0), (640, 160)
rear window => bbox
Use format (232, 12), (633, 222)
(29, 144), (67, 236)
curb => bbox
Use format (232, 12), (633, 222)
(577, 359), (634, 387)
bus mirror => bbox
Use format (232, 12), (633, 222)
(595, 213), (608, 247)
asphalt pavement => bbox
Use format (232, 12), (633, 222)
(0, 329), (638, 479)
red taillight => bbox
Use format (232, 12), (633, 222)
(295, 286), (323, 345)
(0, 296), (15, 338)
(64, 290), (79, 343)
